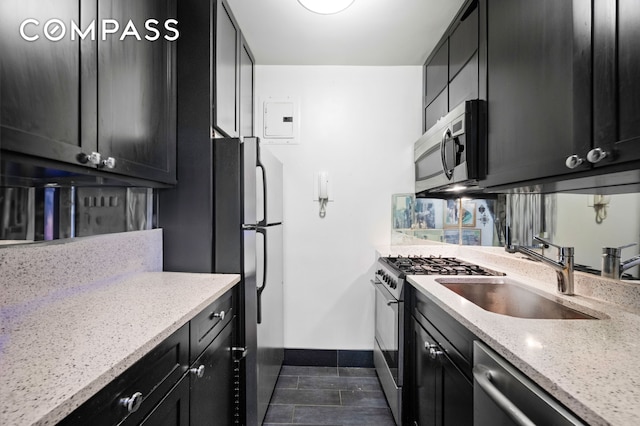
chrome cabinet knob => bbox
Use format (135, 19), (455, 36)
(587, 147), (608, 164)
(190, 364), (206, 378)
(101, 156), (116, 169)
(120, 391), (143, 413)
(565, 154), (584, 169)
(211, 310), (225, 320)
(424, 342), (443, 360)
(429, 346), (443, 360)
(78, 152), (102, 166)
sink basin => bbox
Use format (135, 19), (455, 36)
(435, 278), (596, 320)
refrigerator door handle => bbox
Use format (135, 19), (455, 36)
(257, 161), (267, 227)
(256, 227), (267, 324)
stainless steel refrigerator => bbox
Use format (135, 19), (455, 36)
(158, 136), (284, 426)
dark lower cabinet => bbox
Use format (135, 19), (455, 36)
(190, 320), (235, 426)
(60, 287), (238, 426)
(411, 317), (473, 426)
(409, 288), (474, 426)
(137, 376), (190, 426)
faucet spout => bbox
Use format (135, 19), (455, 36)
(621, 254), (640, 273)
(602, 243), (639, 279)
(506, 236), (575, 295)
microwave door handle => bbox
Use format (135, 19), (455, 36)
(441, 127), (453, 179)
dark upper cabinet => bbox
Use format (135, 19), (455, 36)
(180, 0), (253, 141)
(240, 36), (255, 138)
(97, 0), (177, 184)
(449, 3), (479, 80)
(0, 0), (177, 185)
(484, 0), (640, 190)
(213, 0), (240, 138)
(593, 0), (640, 168)
(425, 41), (449, 106)
(423, 0), (481, 133)
(483, 0), (592, 188)
(0, 0), (96, 163)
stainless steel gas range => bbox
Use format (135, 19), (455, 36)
(372, 255), (502, 425)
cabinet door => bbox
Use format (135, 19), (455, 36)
(239, 37), (255, 138)
(449, 51), (478, 109)
(190, 318), (235, 426)
(0, 0), (97, 165)
(441, 357), (473, 426)
(425, 89), (448, 131)
(485, 0), (591, 187)
(425, 41), (449, 106)
(616, 0), (640, 162)
(97, 0), (177, 184)
(449, 2), (478, 80)
(138, 376), (190, 426)
(412, 318), (441, 426)
(214, 0), (239, 138)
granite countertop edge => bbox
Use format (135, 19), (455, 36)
(407, 271), (638, 426)
(0, 271), (241, 426)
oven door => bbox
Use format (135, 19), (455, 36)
(373, 282), (399, 382)
(372, 280), (402, 424)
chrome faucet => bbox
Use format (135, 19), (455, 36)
(602, 243), (640, 279)
(506, 235), (575, 295)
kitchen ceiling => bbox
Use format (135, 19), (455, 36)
(226, 0), (466, 65)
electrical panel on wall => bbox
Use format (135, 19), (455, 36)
(260, 96), (300, 145)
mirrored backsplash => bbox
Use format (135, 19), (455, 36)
(0, 187), (153, 243)
(392, 192), (640, 280)
(391, 194), (506, 247)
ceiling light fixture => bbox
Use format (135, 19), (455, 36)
(297, 0), (355, 15)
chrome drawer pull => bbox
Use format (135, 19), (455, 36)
(211, 310), (225, 321)
(119, 391), (143, 413)
(190, 365), (206, 378)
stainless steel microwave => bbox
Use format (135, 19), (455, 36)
(414, 100), (486, 195)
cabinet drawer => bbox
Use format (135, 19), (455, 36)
(60, 323), (189, 426)
(190, 288), (234, 362)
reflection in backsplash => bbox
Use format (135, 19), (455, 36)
(506, 193), (639, 279)
(0, 187), (153, 243)
(548, 193), (640, 279)
(392, 192), (640, 279)
(392, 194), (505, 247)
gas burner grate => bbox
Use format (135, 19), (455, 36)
(383, 255), (501, 276)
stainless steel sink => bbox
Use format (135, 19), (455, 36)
(435, 278), (597, 320)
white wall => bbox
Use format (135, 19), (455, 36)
(255, 66), (422, 349)
(552, 193), (640, 277)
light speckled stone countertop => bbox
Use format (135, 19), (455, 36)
(383, 244), (640, 426)
(0, 271), (240, 426)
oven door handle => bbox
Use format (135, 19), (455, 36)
(370, 280), (399, 305)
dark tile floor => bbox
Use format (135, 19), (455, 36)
(263, 366), (396, 426)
